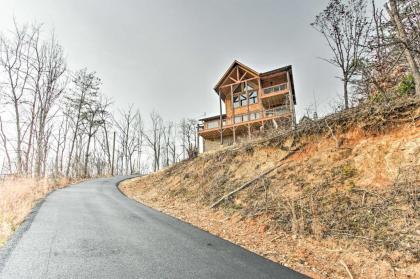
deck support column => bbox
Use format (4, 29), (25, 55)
(218, 90), (223, 145)
(246, 81), (251, 140)
(286, 70), (296, 129)
(230, 84), (236, 144)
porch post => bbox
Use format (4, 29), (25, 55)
(196, 123), (200, 153)
(218, 90), (224, 144)
(246, 81), (251, 139)
(286, 70), (296, 129)
(230, 85), (236, 144)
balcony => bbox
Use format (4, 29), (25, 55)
(262, 83), (288, 95)
(260, 83), (289, 107)
(199, 103), (291, 134)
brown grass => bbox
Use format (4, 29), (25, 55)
(0, 177), (70, 245)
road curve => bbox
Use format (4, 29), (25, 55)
(0, 177), (308, 279)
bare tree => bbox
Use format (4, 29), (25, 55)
(135, 111), (144, 174)
(162, 121), (174, 167)
(30, 31), (67, 177)
(81, 96), (109, 177)
(0, 21), (37, 174)
(97, 97), (113, 172)
(179, 118), (198, 160)
(144, 111), (163, 172)
(0, 115), (12, 173)
(386, 0), (420, 96)
(311, 0), (371, 109)
(64, 68), (101, 177)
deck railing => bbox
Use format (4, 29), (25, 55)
(262, 83), (288, 94)
(199, 103), (290, 131)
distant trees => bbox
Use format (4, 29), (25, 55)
(115, 106), (142, 175)
(179, 118), (198, 159)
(144, 111), (163, 172)
(311, 0), (371, 109)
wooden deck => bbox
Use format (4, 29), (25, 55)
(198, 110), (292, 139)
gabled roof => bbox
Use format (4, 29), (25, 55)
(213, 60), (297, 105)
(213, 60), (259, 91)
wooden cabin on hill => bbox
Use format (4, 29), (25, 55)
(198, 60), (297, 152)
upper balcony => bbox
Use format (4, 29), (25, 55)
(260, 82), (289, 107)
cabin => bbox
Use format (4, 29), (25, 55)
(198, 60), (297, 152)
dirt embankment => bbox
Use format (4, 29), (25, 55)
(120, 97), (420, 279)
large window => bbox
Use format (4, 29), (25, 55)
(207, 120), (219, 129)
(234, 115), (242, 123)
(234, 114), (249, 123)
(249, 112), (260, 120)
(233, 95), (240, 108)
(233, 90), (258, 108)
(232, 81), (259, 109)
(233, 93), (247, 108)
(249, 91), (257, 104)
(240, 94), (248, 106)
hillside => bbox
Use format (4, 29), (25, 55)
(120, 97), (420, 279)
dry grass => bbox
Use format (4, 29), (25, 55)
(120, 97), (420, 278)
(0, 177), (70, 246)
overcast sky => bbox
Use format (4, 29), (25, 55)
(0, 0), (386, 122)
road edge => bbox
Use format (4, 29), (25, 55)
(0, 192), (52, 273)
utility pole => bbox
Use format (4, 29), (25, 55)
(111, 131), (116, 176)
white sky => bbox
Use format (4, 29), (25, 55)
(0, 0), (387, 122)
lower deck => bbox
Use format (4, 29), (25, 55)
(199, 111), (293, 152)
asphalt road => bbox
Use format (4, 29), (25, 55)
(0, 177), (308, 279)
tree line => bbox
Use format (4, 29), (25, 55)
(311, 0), (419, 109)
(0, 22), (198, 178)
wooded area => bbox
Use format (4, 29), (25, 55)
(0, 22), (198, 178)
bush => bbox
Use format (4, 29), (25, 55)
(397, 74), (415, 96)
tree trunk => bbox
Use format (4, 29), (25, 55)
(13, 100), (23, 175)
(66, 101), (83, 177)
(343, 79), (349, 109)
(0, 117), (12, 173)
(84, 132), (93, 178)
(387, 0), (420, 96)
(25, 93), (37, 175)
(35, 116), (45, 177)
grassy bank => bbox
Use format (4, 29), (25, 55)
(0, 177), (71, 246)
